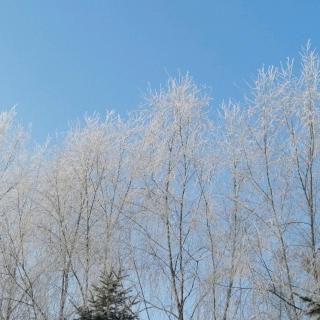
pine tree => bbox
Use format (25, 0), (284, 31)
(75, 270), (138, 320)
(299, 294), (320, 320)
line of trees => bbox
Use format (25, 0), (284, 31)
(0, 44), (320, 319)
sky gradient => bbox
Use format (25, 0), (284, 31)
(0, 1), (319, 142)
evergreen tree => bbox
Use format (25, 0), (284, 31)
(299, 294), (320, 320)
(75, 270), (138, 320)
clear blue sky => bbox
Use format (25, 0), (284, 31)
(0, 1), (319, 142)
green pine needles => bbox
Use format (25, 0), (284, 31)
(299, 294), (320, 320)
(75, 270), (139, 320)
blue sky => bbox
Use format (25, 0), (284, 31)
(0, 1), (319, 142)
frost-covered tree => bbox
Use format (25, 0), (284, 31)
(35, 113), (136, 320)
(128, 76), (215, 320)
(2, 43), (320, 320)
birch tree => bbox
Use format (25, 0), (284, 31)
(130, 76), (211, 320)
